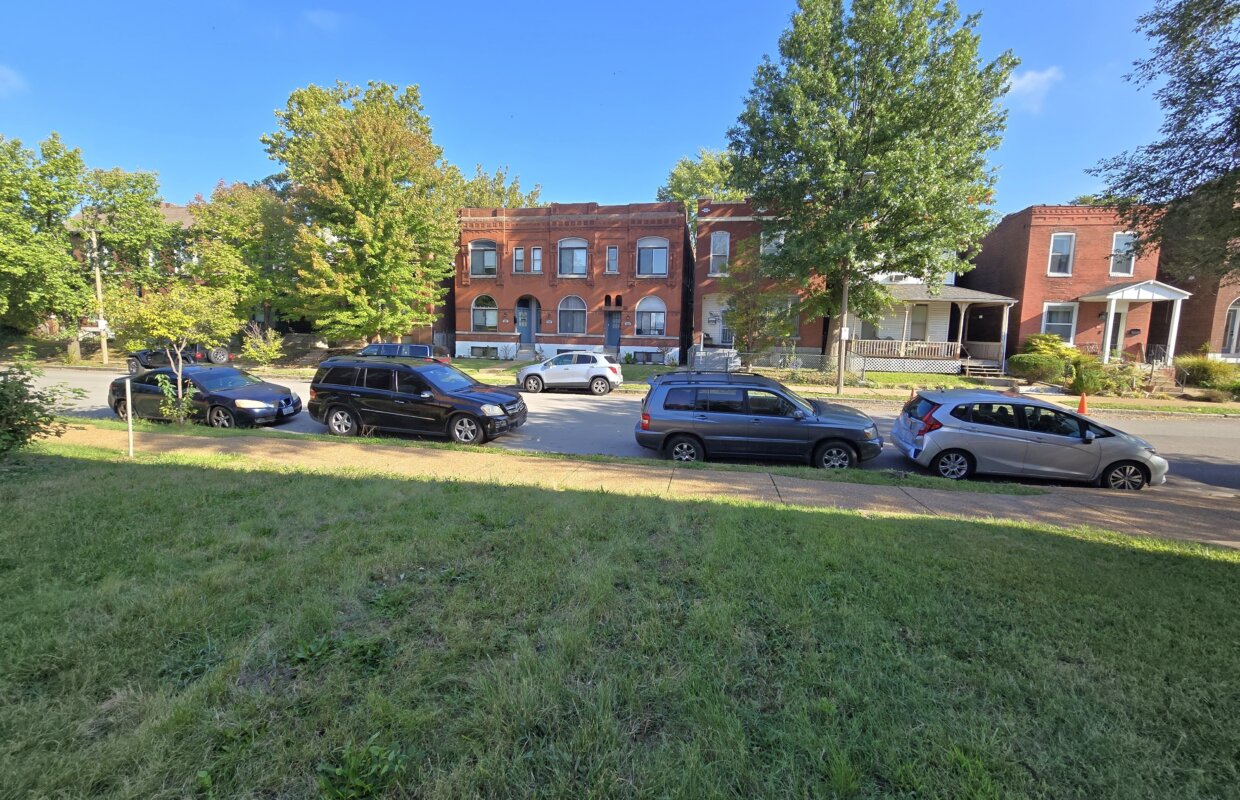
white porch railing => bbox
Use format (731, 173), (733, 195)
(851, 339), (959, 359)
(962, 341), (1003, 361)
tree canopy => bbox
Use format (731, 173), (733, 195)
(656, 148), (747, 230)
(262, 81), (460, 340)
(1091, 0), (1239, 280)
(728, 0), (1016, 322)
(447, 164), (544, 208)
(74, 167), (175, 290)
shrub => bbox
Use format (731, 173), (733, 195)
(1174, 355), (1237, 387)
(1195, 389), (1232, 403)
(0, 352), (82, 458)
(1006, 353), (1066, 385)
(1224, 379), (1240, 401)
(1021, 333), (1076, 359)
(240, 322), (284, 366)
(1068, 366), (1104, 396)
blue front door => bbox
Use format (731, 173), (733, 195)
(605, 312), (621, 347)
(517, 308), (532, 344)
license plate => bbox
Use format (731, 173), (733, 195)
(281, 406), (295, 415)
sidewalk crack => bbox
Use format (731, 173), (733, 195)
(768, 472), (784, 504)
(898, 486), (935, 515)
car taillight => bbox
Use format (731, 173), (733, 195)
(640, 413), (650, 430)
(309, 388), (317, 401)
(193, 351), (204, 360)
(916, 404), (942, 437)
(609, 366), (619, 375)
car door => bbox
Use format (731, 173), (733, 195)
(1018, 406), (1101, 480)
(542, 354), (577, 387)
(353, 367), (397, 427)
(129, 370), (170, 418)
(957, 401), (1029, 476)
(693, 387), (749, 455)
(393, 369), (445, 433)
(743, 389), (806, 457)
(573, 354), (599, 386)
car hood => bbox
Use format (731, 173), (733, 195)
(209, 382), (294, 402)
(810, 399), (875, 425)
(452, 384), (522, 405)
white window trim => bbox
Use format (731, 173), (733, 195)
(709, 231), (730, 276)
(557, 237), (589, 277)
(1046, 232), (1075, 277)
(605, 245), (619, 274)
(1040, 301), (1079, 344)
(471, 295), (499, 332)
(469, 239), (498, 278)
(513, 246), (524, 274)
(1109, 231), (1137, 277)
(635, 236), (669, 277)
(557, 295), (588, 334)
(530, 247), (543, 273)
(1223, 300), (1240, 354)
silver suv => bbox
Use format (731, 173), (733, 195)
(517, 351), (624, 395)
(891, 389), (1169, 490)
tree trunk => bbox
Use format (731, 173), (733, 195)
(66, 335), (81, 362)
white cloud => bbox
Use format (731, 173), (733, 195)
(0, 64), (28, 99)
(1007, 66), (1064, 114)
(302, 9), (342, 31)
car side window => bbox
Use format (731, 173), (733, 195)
(549, 354), (575, 366)
(1085, 421), (1112, 438)
(363, 368), (393, 391)
(949, 404), (971, 422)
(970, 402), (1019, 429)
(699, 387), (745, 414)
(397, 371), (429, 395)
(322, 366), (359, 386)
(747, 390), (793, 417)
(574, 354), (596, 365)
(1022, 406), (1083, 437)
(663, 387), (696, 411)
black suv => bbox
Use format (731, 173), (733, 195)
(127, 343), (232, 375)
(308, 356), (526, 444)
(356, 342), (452, 362)
(635, 371), (882, 468)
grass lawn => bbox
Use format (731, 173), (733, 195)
(2, 444), (1238, 798)
(856, 372), (989, 390)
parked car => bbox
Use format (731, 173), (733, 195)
(126, 343), (233, 375)
(356, 342), (452, 363)
(517, 351), (623, 395)
(890, 389), (1169, 490)
(308, 355), (525, 443)
(109, 365), (301, 427)
(635, 371), (882, 468)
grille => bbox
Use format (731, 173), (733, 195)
(504, 399), (524, 415)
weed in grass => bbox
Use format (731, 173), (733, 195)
(292, 634), (335, 665)
(316, 735), (410, 799)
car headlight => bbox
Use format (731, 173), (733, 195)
(862, 425), (878, 439)
(480, 404), (505, 417)
(234, 399), (273, 410)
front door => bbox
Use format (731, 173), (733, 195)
(605, 312), (621, 348)
(517, 306), (532, 345)
(743, 389), (806, 456)
(1109, 310), (1127, 357)
(1018, 406), (1101, 480)
(393, 370), (443, 433)
(542, 353), (576, 386)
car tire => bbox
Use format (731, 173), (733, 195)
(665, 435), (704, 463)
(207, 406), (236, 429)
(1102, 461), (1148, 491)
(931, 449), (975, 481)
(813, 440), (857, 469)
(326, 406), (359, 437)
(126, 357), (142, 376)
(449, 413), (484, 445)
(207, 346), (230, 365)
(524, 375), (544, 393)
(589, 376), (611, 396)
(115, 399), (130, 421)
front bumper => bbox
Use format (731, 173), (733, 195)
(1147, 454), (1170, 486)
(857, 437), (883, 462)
(485, 407), (527, 437)
(236, 397), (303, 426)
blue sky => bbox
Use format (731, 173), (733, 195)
(0, 0), (1162, 215)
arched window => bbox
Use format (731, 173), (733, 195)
(558, 237), (588, 276)
(472, 295), (498, 332)
(637, 237), (669, 276)
(1224, 299), (1240, 355)
(604, 295), (612, 307)
(469, 240), (497, 276)
(635, 296), (667, 337)
(558, 295), (587, 334)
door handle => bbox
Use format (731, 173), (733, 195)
(693, 414), (708, 420)
(349, 393), (362, 398)
(750, 418), (763, 423)
(394, 400), (408, 405)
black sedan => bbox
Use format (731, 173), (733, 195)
(108, 366), (302, 428)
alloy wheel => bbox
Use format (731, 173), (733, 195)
(937, 452), (970, 480)
(208, 407), (234, 428)
(524, 376), (543, 393)
(329, 409), (355, 435)
(819, 446), (853, 469)
(591, 378), (610, 395)
(670, 441), (699, 462)
(115, 400), (129, 421)
(1107, 464), (1145, 490)
(453, 416), (480, 443)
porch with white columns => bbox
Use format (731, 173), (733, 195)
(1078, 280), (1192, 364)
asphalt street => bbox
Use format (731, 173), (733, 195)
(33, 366), (1240, 491)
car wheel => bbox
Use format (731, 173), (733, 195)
(126, 357), (142, 376)
(115, 399), (130, 421)
(665, 435), (704, 463)
(524, 375), (544, 393)
(207, 406), (236, 428)
(931, 449), (974, 481)
(590, 377), (611, 396)
(449, 414), (484, 445)
(813, 440), (857, 469)
(207, 346), (230, 364)
(327, 406), (359, 437)
(1102, 461), (1147, 491)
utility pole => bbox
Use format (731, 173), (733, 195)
(835, 271), (849, 395)
(90, 229), (109, 365)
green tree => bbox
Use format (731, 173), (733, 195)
(0, 350), (82, 458)
(74, 168), (174, 288)
(728, 0), (1016, 392)
(656, 148), (746, 230)
(1068, 193), (1137, 206)
(106, 283), (240, 421)
(262, 81), (460, 341)
(446, 163), (544, 208)
(1091, 0), (1239, 280)
(0, 134), (90, 333)
(719, 239), (799, 358)
(188, 181), (296, 321)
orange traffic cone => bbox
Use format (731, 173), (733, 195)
(1077, 393), (1088, 415)
(908, 385), (916, 401)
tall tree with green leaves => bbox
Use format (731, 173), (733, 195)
(74, 168), (174, 288)
(719, 238), (800, 360)
(656, 148), (746, 231)
(262, 81), (460, 341)
(446, 164), (544, 208)
(728, 0), (1016, 392)
(188, 181), (296, 322)
(0, 133), (89, 333)
(1091, 0), (1239, 281)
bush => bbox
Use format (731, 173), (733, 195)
(239, 322), (284, 366)
(1174, 355), (1237, 387)
(1020, 334), (1076, 359)
(1006, 353), (1066, 385)
(0, 352), (81, 457)
(1194, 389), (1232, 403)
(1223, 379), (1240, 401)
(1068, 366), (1104, 396)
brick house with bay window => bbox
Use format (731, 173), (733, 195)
(450, 203), (692, 363)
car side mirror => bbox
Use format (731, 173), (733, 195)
(419, 391), (433, 400)
(1083, 430), (1096, 443)
(793, 410), (805, 421)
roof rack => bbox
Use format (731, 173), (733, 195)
(645, 370), (775, 386)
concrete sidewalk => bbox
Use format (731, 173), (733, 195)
(55, 425), (1240, 550)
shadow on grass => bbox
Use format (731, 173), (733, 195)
(1, 447), (1237, 799)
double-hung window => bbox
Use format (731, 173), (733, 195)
(513, 247), (525, 273)
(636, 237), (668, 276)
(635, 296), (667, 336)
(606, 246), (618, 274)
(530, 247), (542, 273)
(472, 295), (498, 332)
(558, 296), (586, 333)
(1041, 303), (1077, 343)
(1110, 232), (1136, 276)
(469, 240), (497, 277)
(1047, 233), (1075, 276)
(709, 231), (730, 275)
(558, 238), (588, 276)
(760, 230), (784, 256)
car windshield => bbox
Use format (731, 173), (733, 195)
(421, 364), (477, 393)
(192, 368), (262, 392)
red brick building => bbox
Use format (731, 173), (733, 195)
(450, 203), (692, 363)
(1151, 273), (1240, 363)
(961, 205), (1190, 363)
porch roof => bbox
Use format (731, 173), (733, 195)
(1078, 279), (1191, 302)
(885, 284), (1016, 304)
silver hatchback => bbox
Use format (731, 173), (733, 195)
(890, 389), (1169, 490)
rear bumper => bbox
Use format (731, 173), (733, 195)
(634, 427), (663, 450)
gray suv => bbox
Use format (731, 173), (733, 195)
(891, 389), (1169, 489)
(517, 351), (624, 395)
(635, 372), (882, 468)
